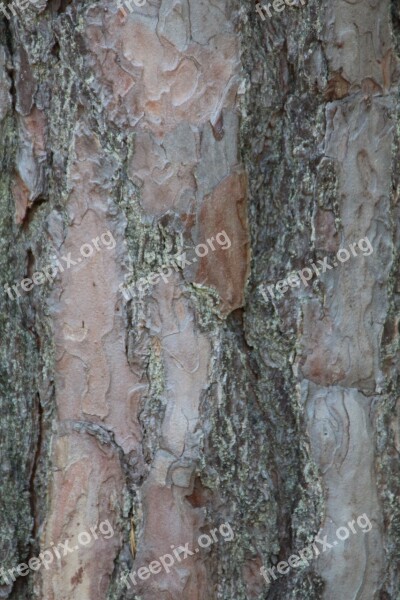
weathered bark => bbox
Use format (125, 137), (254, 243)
(0, 1), (399, 599)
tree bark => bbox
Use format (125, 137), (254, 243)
(0, 1), (399, 599)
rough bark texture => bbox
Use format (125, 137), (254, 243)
(0, 0), (399, 599)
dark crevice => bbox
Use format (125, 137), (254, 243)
(2, 16), (16, 112)
(28, 394), (43, 548)
(21, 196), (48, 231)
(26, 248), (35, 279)
(50, 0), (73, 15)
(51, 39), (60, 59)
(185, 476), (211, 508)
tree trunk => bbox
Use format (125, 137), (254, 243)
(0, 1), (399, 599)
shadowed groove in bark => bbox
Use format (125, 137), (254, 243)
(235, 0), (326, 598)
(238, 0), (400, 598)
(375, 3), (400, 596)
(0, 43), (55, 600)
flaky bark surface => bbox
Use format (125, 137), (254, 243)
(0, 1), (399, 599)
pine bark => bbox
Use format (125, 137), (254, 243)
(0, 1), (399, 599)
